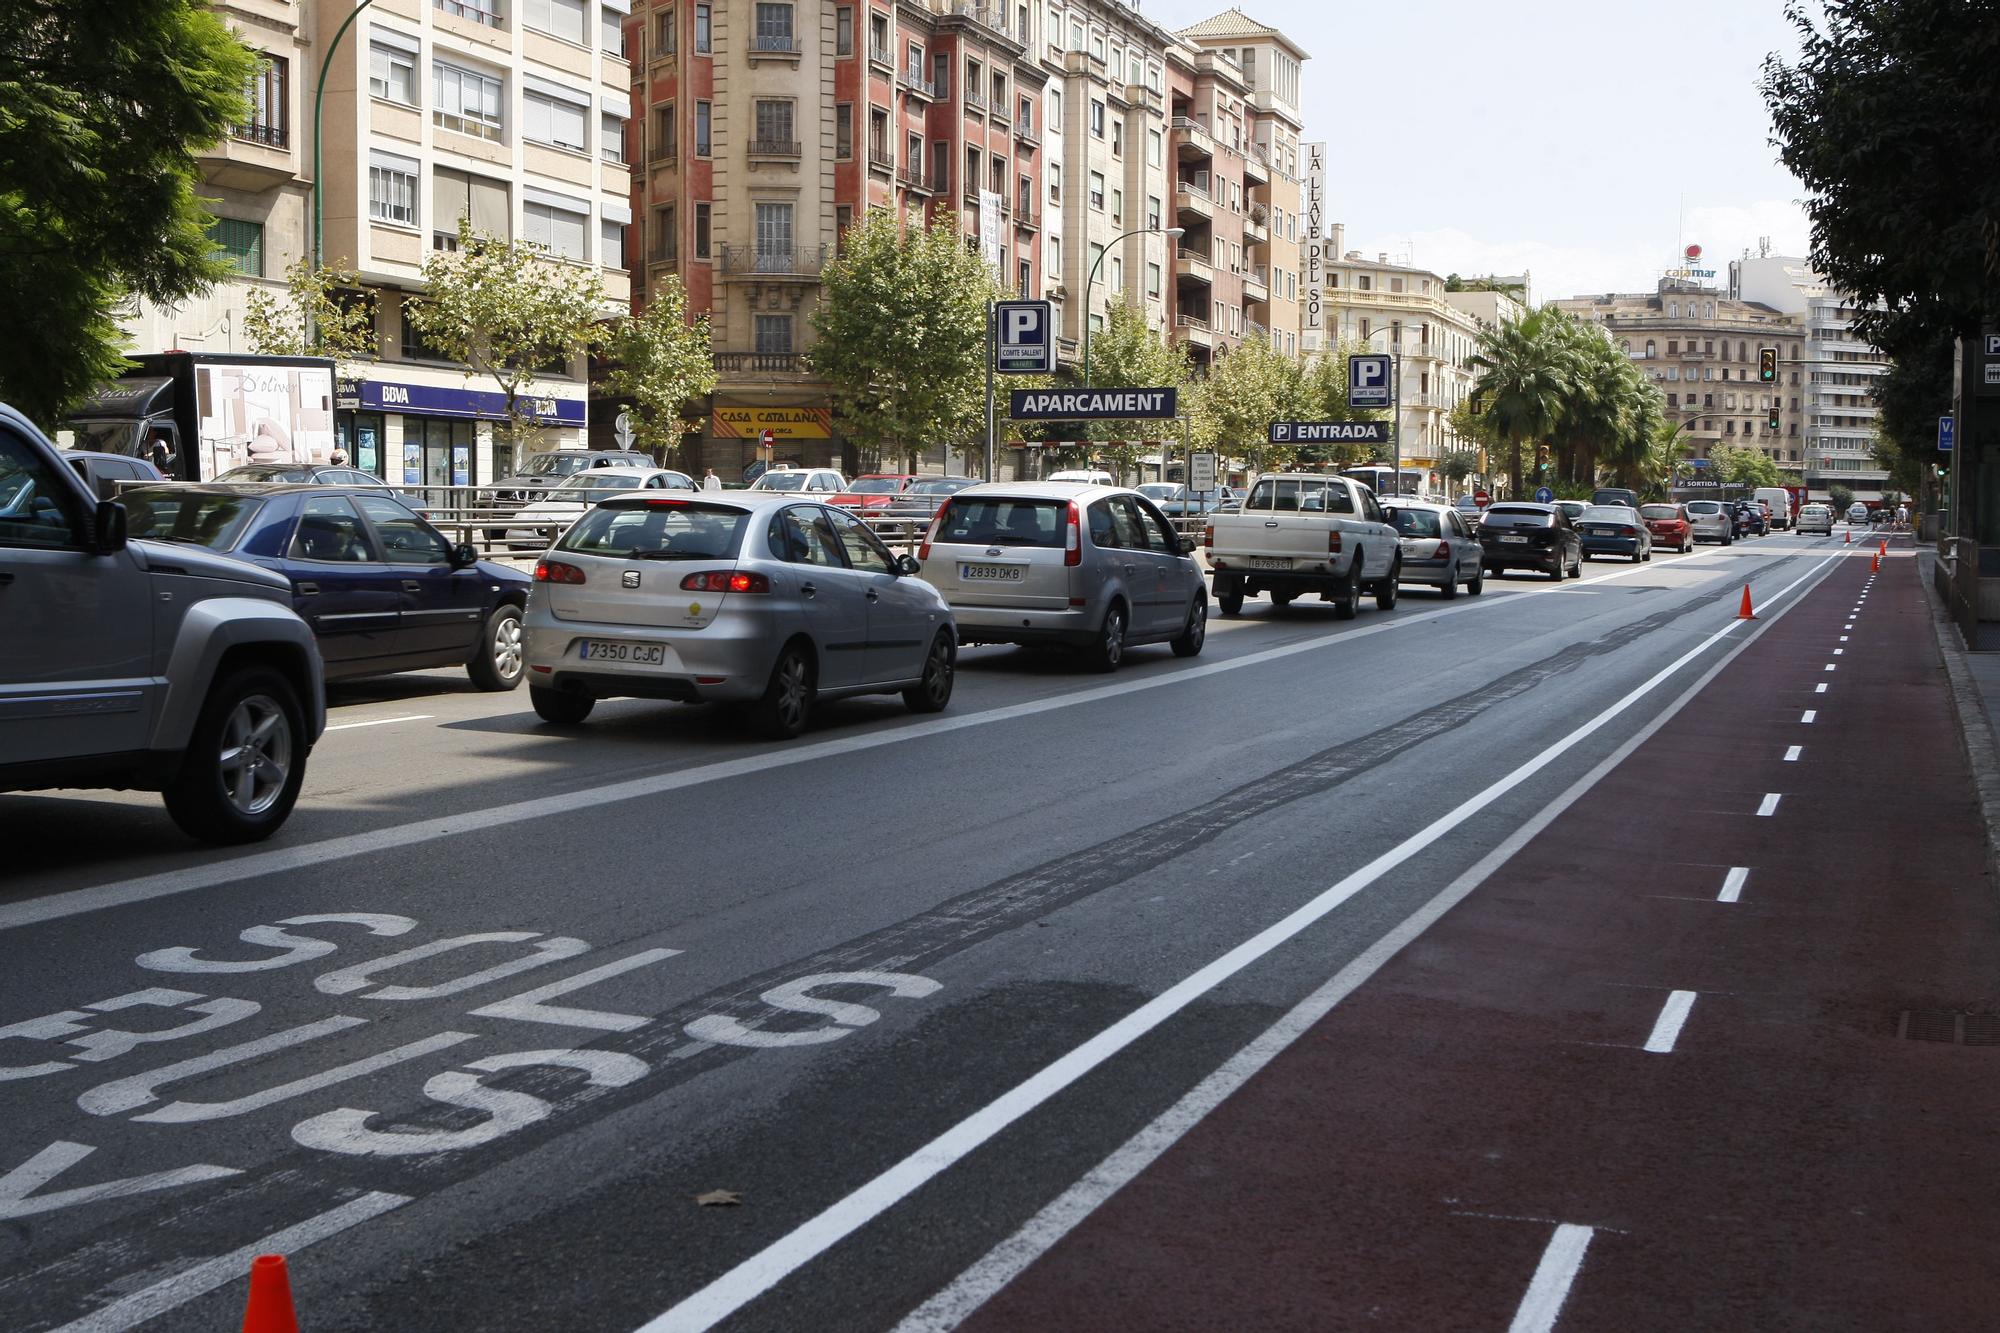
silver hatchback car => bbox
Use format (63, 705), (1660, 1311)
(522, 493), (956, 738)
(920, 482), (1206, 671)
(1386, 500), (1486, 597)
(1683, 499), (1735, 545)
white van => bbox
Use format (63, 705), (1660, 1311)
(1754, 486), (1793, 530)
(1046, 469), (1116, 485)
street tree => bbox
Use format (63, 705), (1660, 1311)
(242, 257), (379, 383)
(1829, 483), (1856, 515)
(405, 218), (607, 456)
(811, 213), (999, 474)
(1192, 335), (1305, 475)
(1439, 449), (1480, 487)
(0, 2), (256, 425)
(1079, 300), (1192, 480)
(1469, 308), (1574, 499)
(1705, 442), (1785, 490)
(601, 275), (718, 466)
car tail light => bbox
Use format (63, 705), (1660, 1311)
(1433, 540), (1451, 559)
(1203, 523), (1214, 548)
(680, 570), (770, 593)
(1064, 500), (1082, 567)
(920, 500), (950, 562)
(534, 559), (586, 584)
(1327, 530), (1342, 554)
(1620, 525), (1637, 537)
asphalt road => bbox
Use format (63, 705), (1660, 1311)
(0, 529), (1877, 1331)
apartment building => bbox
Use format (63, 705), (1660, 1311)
(125, 0), (634, 485)
(1321, 225), (1515, 477)
(1555, 280), (1807, 475)
(1731, 252), (1891, 499)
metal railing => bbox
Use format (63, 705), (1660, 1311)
(436, 0), (504, 26)
(231, 122), (290, 149)
(868, 44), (895, 68)
(749, 33), (802, 53)
(749, 138), (801, 157)
(900, 69), (938, 97)
(713, 352), (808, 373)
(899, 164), (930, 191)
(715, 244), (829, 276)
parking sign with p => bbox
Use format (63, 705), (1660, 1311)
(1349, 354), (1392, 409)
(995, 300), (1054, 374)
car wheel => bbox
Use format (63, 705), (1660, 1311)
(1375, 559), (1400, 611)
(1468, 566), (1485, 596)
(750, 642), (815, 738)
(1171, 596), (1208, 657)
(1270, 588), (1295, 610)
(1333, 563), (1361, 620)
(903, 630), (955, 713)
(1441, 568), (1459, 599)
(1571, 554), (1583, 577)
(531, 684), (594, 725)
(1635, 549), (1647, 563)
(1086, 602), (1127, 673)
(467, 604), (525, 691)
(1217, 578), (1245, 617)
(162, 667), (306, 844)
(1549, 558), (1565, 582)
(1582, 552), (1594, 561)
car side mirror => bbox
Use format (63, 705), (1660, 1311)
(895, 553), (922, 577)
(93, 499), (128, 554)
(1179, 536), (1197, 555)
(450, 542), (479, 569)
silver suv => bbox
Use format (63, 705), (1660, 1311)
(0, 406), (324, 842)
(919, 482), (1206, 671)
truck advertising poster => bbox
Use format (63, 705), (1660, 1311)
(192, 363), (336, 477)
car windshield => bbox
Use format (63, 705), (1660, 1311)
(121, 488), (263, 550)
(1640, 505), (1680, 520)
(68, 421), (145, 455)
(522, 453), (593, 478)
(1246, 479), (1353, 514)
(559, 502), (750, 559)
(934, 497), (1067, 547)
(909, 478), (972, 496)
(753, 472), (810, 491)
(1582, 506), (1635, 522)
(847, 478), (903, 494)
(214, 465), (313, 482)
(552, 473), (646, 497)
(1390, 509), (1442, 537)
(1139, 484), (1180, 500)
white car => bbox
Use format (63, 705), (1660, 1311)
(1387, 500), (1486, 597)
(1683, 499), (1735, 545)
(503, 467), (695, 549)
(749, 467), (846, 495)
(1796, 503), (1833, 536)
(1847, 502), (1870, 524)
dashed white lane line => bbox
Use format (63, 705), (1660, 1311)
(1784, 745), (1802, 762)
(1801, 710), (1817, 723)
(1718, 866), (1749, 903)
(1508, 1224), (1598, 1333)
(1839, 635), (1849, 642)
(1816, 683), (1829, 694)
(1757, 792), (1782, 816)
(1643, 990), (1699, 1054)
(1833, 648), (1844, 656)
(324, 714), (435, 733)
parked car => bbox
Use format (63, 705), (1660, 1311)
(212, 462), (395, 494)
(65, 449), (167, 499)
(489, 449), (653, 503)
(921, 482), (1206, 669)
(1684, 499), (1734, 544)
(1140, 482), (1239, 517)
(1, 406), (324, 842)
(830, 474), (919, 510)
(120, 483), (532, 690)
(1386, 500), (1485, 598)
(502, 467), (695, 550)
(882, 476), (978, 522)
(1796, 502), (1834, 536)
(749, 467), (847, 496)
(1577, 503), (1653, 563)
(1553, 499), (1588, 525)
(1640, 503), (1694, 553)
(1205, 473), (1402, 618)
(1478, 502), (1583, 581)
(1045, 469), (1116, 486)
(1734, 500), (1769, 538)
(523, 494), (956, 737)
(1847, 501), (1870, 524)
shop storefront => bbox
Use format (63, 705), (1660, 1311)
(336, 374), (588, 485)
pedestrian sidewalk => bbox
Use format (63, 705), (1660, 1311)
(1917, 536), (2000, 877)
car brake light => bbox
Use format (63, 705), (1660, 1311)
(1328, 530), (1342, 554)
(1203, 523), (1214, 548)
(1433, 540), (1451, 559)
(534, 559), (585, 584)
(920, 500), (950, 561)
(1064, 500), (1082, 567)
(679, 571), (770, 593)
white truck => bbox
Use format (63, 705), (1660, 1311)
(1204, 473), (1403, 619)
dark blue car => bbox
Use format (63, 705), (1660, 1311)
(119, 484), (531, 689)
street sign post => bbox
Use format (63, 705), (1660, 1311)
(1189, 450), (1218, 493)
(1266, 420), (1389, 445)
(995, 300), (1054, 374)
(1534, 485), (1554, 503)
(1940, 414), (1956, 453)
(614, 410), (635, 449)
(1349, 355), (1392, 410)
(1473, 488), (1491, 507)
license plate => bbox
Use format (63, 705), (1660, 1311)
(1250, 556), (1291, 570)
(1499, 534), (1529, 544)
(579, 640), (664, 664)
(961, 563), (1023, 582)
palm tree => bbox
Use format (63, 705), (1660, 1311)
(1468, 308), (1573, 498)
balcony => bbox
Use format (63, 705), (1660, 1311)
(868, 44), (895, 71)
(1242, 212), (1268, 245)
(867, 146), (894, 177)
(964, 87), (987, 115)
(648, 140), (678, 166)
(1014, 121), (1039, 148)
(1242, 146), (1269, 184)
(1245, 318), (1268, 340)
(436, 0), (504, 26)
(748, 32), (803, 62)
(748, 138), (801, 160)
(1174, 175), (1212, 222)
(1172, 116), (1214, 160)
(1242, 266), (1269, 303)
(1014, 201), (1038, 230)
(1123, 82), (1163, 112)
(900, 69), (938, 99)
(1175, 313), (1215, 348)
(899, 164), (932, 195)
(716, 244), (829, 278)
(204, 125), (296, 189)
(1175, 246), (1213, 286)
(713, 352), (811, 376)
(987, 96), (1011, 126)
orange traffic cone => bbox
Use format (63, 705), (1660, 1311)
(1871, 553), (1880, 573)
(1738, 585), (1756, 620)
(241, 1254), (299, 1333)
(1844, 531), (1852, 544)
(1879, 539), (1887, 557)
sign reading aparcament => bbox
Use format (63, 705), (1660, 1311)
(1010, 388), (1179, 420)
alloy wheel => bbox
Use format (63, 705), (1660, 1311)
(217, 694), (292, 817)
(493, 614), (524, 680)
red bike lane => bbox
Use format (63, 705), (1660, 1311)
(952, 549), (2000, 1332)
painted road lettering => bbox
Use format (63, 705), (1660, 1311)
(1, 989), (262, 1083)
(313, 932), (590, 1001)
(686, 972), (946, 1049)
(470, 948), (684, 1031)
(137, 913), (418, 973)
(0, 1140), (240, 1222)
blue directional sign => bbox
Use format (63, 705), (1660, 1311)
(1940, 414), (1955, 453)
(1349, 354), (1392, 409)
(994, 300), (1054, 374)
(1268, 420), (1388, 445)
(1534, 485), (1554, 503)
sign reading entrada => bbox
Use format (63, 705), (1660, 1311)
(1268, 420), (1390, 445)
(1010, 388), (1179, 420)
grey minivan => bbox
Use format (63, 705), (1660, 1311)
(919, 482), (1207, 671)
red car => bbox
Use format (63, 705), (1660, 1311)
(1640, 502), (1694, 553)
(830, 473), (918, 510)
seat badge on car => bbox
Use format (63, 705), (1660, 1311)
(622, 570), (641, 589)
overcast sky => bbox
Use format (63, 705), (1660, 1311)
(1144, 0), (1814, 304)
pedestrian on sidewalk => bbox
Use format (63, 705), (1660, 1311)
(703, 468), (722, 492)
(1897, 502), (1909, 529)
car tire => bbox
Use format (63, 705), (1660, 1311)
(1468, 567), (1485, 596)
(467, 604), (525, 691)
(749, 642), (816, 738)
(1549, 559), (1564, 582)
(1216, 578), (1245, 617)
(1582, 552), (1594, 561)
(1271, 588), (1294, 610)
(903, 630), (955, 714)
(1086, 602), (1128, 673)
(1571, 555), (1583, 578)
(1332, 564), (1361, 620)
(1441, 569), (1459, 599)
(162, 666), (307, 845)
(1171, 596), (1208, 658)
(1635, 550), (1647, 563)
(531, 684), (594, 725)
(1375, 559), (1400, 611)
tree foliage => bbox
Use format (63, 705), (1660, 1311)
(1191, 335), (1306, 474)
(1705, 442), (1785, 489)
(1468, 308), (1574, 499)
(242, 257), (379, 383)
(602, 275), (717, 464)
(1075, 300), (1192, 479)
(406, 218), (607, 452)
(810, 213), (1000, 473)
(1829, 482), (1856, 514)
(0, 1), (256, 424)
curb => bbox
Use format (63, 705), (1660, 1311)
(1917, 548), (2000, 881)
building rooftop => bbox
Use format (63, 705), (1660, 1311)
(1177, 7), (1310, 60)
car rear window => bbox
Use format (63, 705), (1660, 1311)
(1246, 479), (1354, 513)
(1686, 502), (1721, 514)
(848, 478), (903, 494)
(122, 488), (264, 550)
(1390, 509), (1442, 537)
(1640, 505), (1679, 520)
(934, 497), (1067, 547)
(1581, 506), (1637, 522)
(558, 501), (750, 559)
(1481, 506), (1551, 526)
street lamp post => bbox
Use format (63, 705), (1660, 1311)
(313, 0), (379, 276)
(1080, 225), (1184, 386)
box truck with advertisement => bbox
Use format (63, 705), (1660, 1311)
(64, 352), (337, 482)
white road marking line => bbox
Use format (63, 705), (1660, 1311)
(323, 714), (434, 733)
(1816, 683), (1829, 693)
(1718, 867), (1748, 903)
(0, 543), (1750, 934)
(1643, 990), (1699, 1054)
(1833, 648), (1844, 656)
(1839, 635), (1849, 642)
(1824, 663), (1837, 672)
(1784, 745), (1802, 761)
(48, 1191), (408, 1333)
(1801, 710), (1816, 723)
(642, 549), (1850, 1333)
(1508, 1224), (1598, 1333)
(1757, 792), (1782, 817)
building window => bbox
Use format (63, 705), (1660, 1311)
(754, 99), (796, 153)
(601, 112), (626, 163)
(208, 217), (264, 276)
(1018, 259), (1032, 299)
(601, 217), (627, 267)
(1050, 88), (1062, 130)
(524, 88), (588, 152)
(1089, 100), (1104, 138)
(835, 104), (852, 158)
(237, 53), (290, 147)
(835, 204), (852, 251)
(432, 167), (510, 245)
(601, 4), (626, 54)
(523, 0), (586, 44)
(369, 43), (417, 106)
(871, 13), (889, 58)
(693, 202), (710, 258)
(1148, 128), (1162, 165)
(754, 201), (794, 265)
(1110, 187), (1122, 225)
(836, 6), (853, 55)
(1111, 120), (1122, 156)
(434, 62), (503, 140)
(524, 198), (589, 260)
(656, 7), (676, 52)
(368, 154), (419, 226)
(753, 2), (795, 51)
(694, 3), (711, 52)
(652, 205), (676, 261)
(1146, 261), (1161, 299)
(755, 314), (794, 354)
(1109, 256), (1122, 293)
(694, 100), (711, 155)
(1089, 171), (1104, 210)
(932, 141), (948, 192)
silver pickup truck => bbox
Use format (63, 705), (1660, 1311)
(0, 404), (324, 842)
(1204, 473), (1403, 618)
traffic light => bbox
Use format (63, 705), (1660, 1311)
(1758, 346), (1778, 383)
(1536, 444), (1550, 473)
(1768, 408), (1780, 432)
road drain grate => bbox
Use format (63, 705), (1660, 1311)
(1897, 1010), (2000, 1045)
